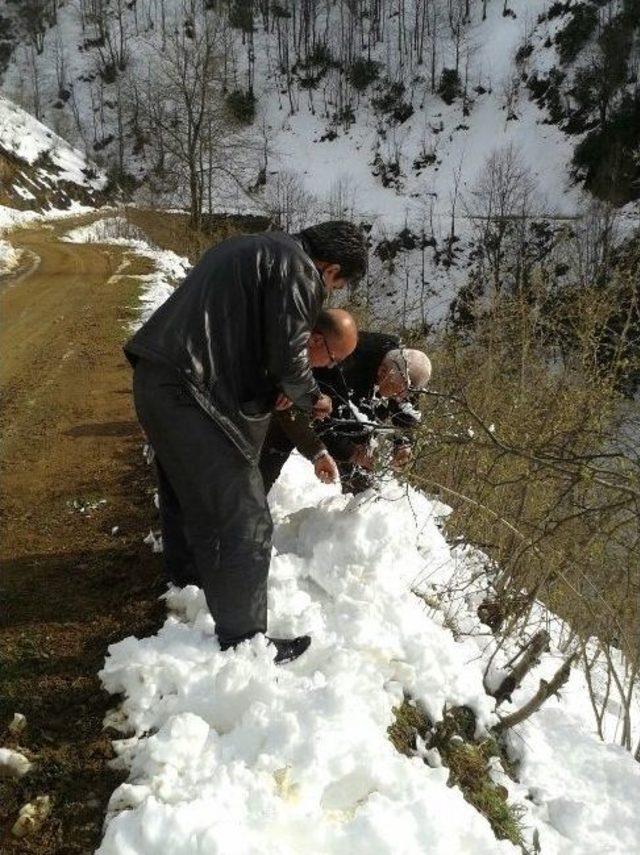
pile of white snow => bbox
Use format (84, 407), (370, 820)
(98, 458), (640, 855)
(0, 237), (21, 275)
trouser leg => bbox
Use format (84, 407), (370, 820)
(259, 420), (295, 494)
(132, 359), (272, 644)
(155, 458), (200, 587)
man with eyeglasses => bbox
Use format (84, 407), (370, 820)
(261, 308), (359, 490)
(126, 221), (368, 664)
(260, 331), (432, 496)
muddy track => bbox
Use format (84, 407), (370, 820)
(0, 217), (166, 852)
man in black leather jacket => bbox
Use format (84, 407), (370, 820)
(125, 221), (368, 663)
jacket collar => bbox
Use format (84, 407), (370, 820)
(293, 232), (325, 289)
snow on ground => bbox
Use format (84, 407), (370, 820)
(239, 0), (589, 326)
(261, 0), (580, 224)
(61, 216), (189, 326)
(98, 457), (640, 855)
(0, 201), (106, 239)
(0, 237), (21, 275)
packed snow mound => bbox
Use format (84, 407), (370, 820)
(99, 457), (640, 855)
(0, 95), (106, 211)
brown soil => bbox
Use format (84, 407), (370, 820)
(0, 215), (166, 853)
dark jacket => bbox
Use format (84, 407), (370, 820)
(125, 232), (324, 464)
(314, 331), (419, 461)
(274, 331), (421, 465)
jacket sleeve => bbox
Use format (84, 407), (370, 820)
(324, 433), (359, 463)
(263, 249), (323, 411)
(275, 409), (326, 461)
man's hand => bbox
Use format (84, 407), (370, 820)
(391, 444), (412, 471)
(313, 451), (339, 484)
(275, 393), (293, 411)
(311, 393), (332, 420)
(351, 444), (375, 471)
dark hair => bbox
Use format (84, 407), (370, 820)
(299, 220), (368, 282)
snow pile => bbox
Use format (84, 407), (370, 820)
(63, 217), (149, 246)
(62, 217), (189, 327)
(0, 238), (21, 275)
(99, 457), (640, 854)
(0, 95), (105, 191)
(0, 747), (32, 779)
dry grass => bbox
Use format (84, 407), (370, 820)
(388, 701), (525, 847)
(122, 206), (270, 263)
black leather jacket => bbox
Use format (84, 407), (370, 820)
(125, 231), (325, 464)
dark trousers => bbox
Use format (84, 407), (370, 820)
(259, 421), (295, 495)
(259, 421), (373, 496)
(133, 359), (273, 645)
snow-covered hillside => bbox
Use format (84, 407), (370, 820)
(0, 1), (579, 211)
(98, 457), (640, 855)
(5, 0), (637, 325)
(0, 95), (106, 211)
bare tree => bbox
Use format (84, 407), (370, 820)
(17, 0), (50, 55)
(25, 44), (42, 119)
(448, 151), (464, 243)
(264, 169), (317, 231)
(465, 143), (540, 297)
(140, 2), (258, 227)
(326, 174), (359, 221)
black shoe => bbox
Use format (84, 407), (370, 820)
(268, 635), (311, 664)
(218, 633), (311, 664)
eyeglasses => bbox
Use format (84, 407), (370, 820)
(322, 335), (339, 369)
(385, 358), (410, 395)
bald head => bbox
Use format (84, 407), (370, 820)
(377, 348), (432, 399)
(308, 308), (358, 368)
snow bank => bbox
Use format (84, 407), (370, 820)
(0, 238), (21, 275)
(99, 467), (506, 854)
(99, 458), (640, 854)
(0, 201), (99, 233)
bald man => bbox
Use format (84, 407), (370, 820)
(260, 308), (358, 489)
(260, 330), (432, 495)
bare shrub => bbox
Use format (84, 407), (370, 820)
(263, 169), (317, 232)
(406, 238), (640, 752)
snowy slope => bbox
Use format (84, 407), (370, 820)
(98, 458), (640, 855)
(0, 0), (613, 325)
(0, 95), (106, 211)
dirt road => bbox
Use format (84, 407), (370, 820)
(0, 217), (165, 852)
